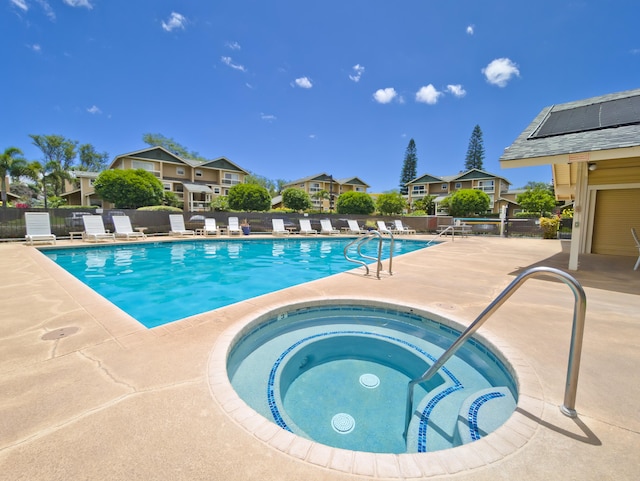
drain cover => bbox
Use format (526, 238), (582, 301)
(359, 373), (380, 389)
(41, 327), (79, 340)
(331, 413), (355, 434)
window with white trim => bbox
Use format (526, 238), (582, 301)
(176, 167), (185, 176)
(441, 184), (448, 191)
(412, 185), (425, 195)
(195, 169), (203, 178)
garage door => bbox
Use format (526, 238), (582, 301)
(592, 188), (640, 255)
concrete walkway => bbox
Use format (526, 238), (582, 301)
(0, 236), (638, 480)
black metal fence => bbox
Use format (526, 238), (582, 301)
(0, 207), (549, 241)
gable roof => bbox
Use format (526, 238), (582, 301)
(335, 176), (370, 187)
(109, 146), (248, 173)
(500, 88), (640, 166)
(406, 168), (510, 185)
(285, 173), (369, 187)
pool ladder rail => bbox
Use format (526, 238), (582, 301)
(343, 230), (394, 279)
(402, 266), (587, 441)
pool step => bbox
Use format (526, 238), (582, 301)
(454, 386), (516, 445)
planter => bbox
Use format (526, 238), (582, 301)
(241, 226), (251, 235)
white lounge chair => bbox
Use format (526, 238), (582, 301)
(632, 227), (640, 271)
(24, 212), (56, 245)
(113, 215), (146, 240)
(202, 218), (219, 236)
(299, 219), (317, 235)
(169, 214), (195, 236)
(377, 221), (399, 235)
(394, 220), (416, 235)
(347, 219), (367, 235)
(320, 219), (340, 235)
(82, 215), (116, 242)
(272, 218), (291, 236)
(227, 217), (242, 235)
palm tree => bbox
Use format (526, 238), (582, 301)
(0, 147), (28, 209)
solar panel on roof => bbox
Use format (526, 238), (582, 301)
(531, 95), (640, 139)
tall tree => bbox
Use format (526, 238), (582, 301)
(78, 144), (109, 171)
(399, 138), (418, 195)
(464, 125), (485, 171)
(30, 134), (78, 203)
(142, 133), (206, 161)
(0, 147), (28, 208)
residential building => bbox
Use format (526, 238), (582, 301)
(280, 173), (370, 211)
(500, 88), (640, 270)
(405, 168), (512, 215)
(62, 146), (249, 212)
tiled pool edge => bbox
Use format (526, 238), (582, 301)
(207, 297), (544, 478)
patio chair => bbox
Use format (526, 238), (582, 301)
(227, 216), (242, 235)
(299, 219), (317, 235)
(24, 212), (56, 245)
(113, 215), (146, 240)
(632, 227), (640, 271)
(376, 221), (399, 235)
(272, 218), (291, 236)
(169, 214), (195, 236)
(346, 219), (367, 235)
(202, 218), (219, 236)
(82, 215), (116, 242)
(320, 219), (340, 235)
(394, 220), (416, 235)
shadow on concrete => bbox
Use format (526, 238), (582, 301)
(516, 407), (602, 446)
(509, 242), (640, 296)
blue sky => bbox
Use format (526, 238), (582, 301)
(4, 1), (639, 192)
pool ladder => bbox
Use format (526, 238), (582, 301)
(402, 266), (587, 441)
(343, 230), (394, 279)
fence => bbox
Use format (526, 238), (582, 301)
(0, 208), (548, 241)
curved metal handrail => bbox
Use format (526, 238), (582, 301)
(343, 230), (393, 279)
(402, 266), (587, 440)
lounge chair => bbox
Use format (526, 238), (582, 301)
(82, 215), (116, 242)
(24, 212), (56, 245)
(113, 215), (146, 240)
(347, 219), (367, 235)
(299, 219), (317, 235)
(632, 227), (640, 271)
(377, 221), (399, 235)
(169, 214), (195, 236)
(394, 220), (416, 235)
(227, 216), (242, 235)
(320, 219), (340, 235)
(202, 218), (219, 236)
(272, 218), (291, 236)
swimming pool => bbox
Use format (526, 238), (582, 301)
(222, 301), (518, 454)
(41, 238), (431, 328)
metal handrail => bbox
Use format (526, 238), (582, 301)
(402, 266), (587, 440)
(426, 225), (456, 246)
(343, 230), (393, 279)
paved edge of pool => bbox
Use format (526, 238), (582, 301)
(207, 297), (544, 479)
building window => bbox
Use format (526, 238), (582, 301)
(176, 167), (185, 176)
(455, 182), (462, 189)
(355, 187), (363, 192)
(222, 172), (240, 186)
(476, 180), (494, 192)
(309, 182), (321, 194)
(213, 187), (220, 194)
(441, 184), (448, 191)
(412, 185), (425, 195)
(163, 182), (171, 191)
(195, 169), (203, 178)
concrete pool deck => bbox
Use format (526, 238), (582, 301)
(0, 235), (638, 480)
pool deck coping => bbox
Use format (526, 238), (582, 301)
(1, 234), (639, 480)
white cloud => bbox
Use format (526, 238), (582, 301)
(466, 25), (474, 35)
(36, 0), (55, 20)
(373, 87), (397, 104)
(260, 113), (276, 121)
(349, 64), (365, 82)
(294, 77), (313, 88)
(446, 84), (466, 97)
(29, 44), (41, 52)
(226, 41), (241, 50)
(309, 134), (316, 139)
(415, 84), (442, 104)
(11, 0), (28, 11)
(482, 58), (520, 87)
(63, 0), (93, 8)
(87, 105), (101, 114)
(162, 12), (187, 32)
(221, 56), (247, 72)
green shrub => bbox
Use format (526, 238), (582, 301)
(539, 216), (559, 239)
(137, 205), (183, 212)
(337, 191), (376, 214)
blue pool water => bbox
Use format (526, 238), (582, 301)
(42, 238), (430, 328)
(227, 304), (518, 454)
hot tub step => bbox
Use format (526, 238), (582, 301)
(454, 386), (516, 445)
